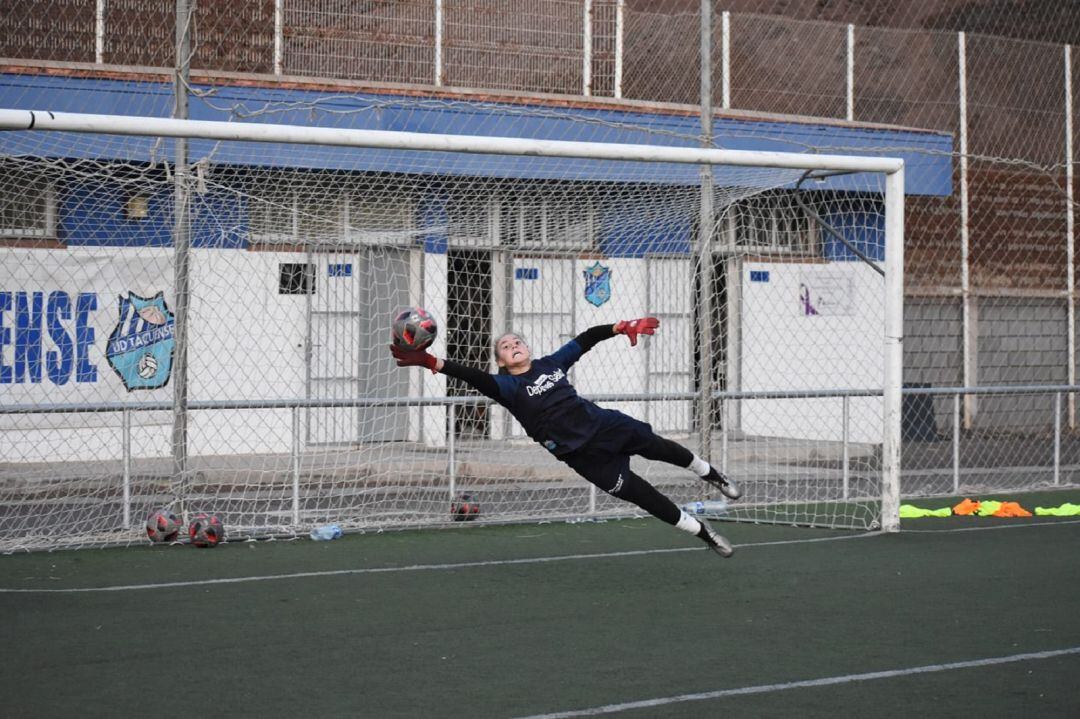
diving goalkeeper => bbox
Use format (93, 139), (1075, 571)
(389, 318), (742, 558)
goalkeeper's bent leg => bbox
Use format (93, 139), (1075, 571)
(636, 434), (742, 500)
(636, 433), (695, 467)
(605, 470), (734, 558)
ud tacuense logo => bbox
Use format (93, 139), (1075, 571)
(583, 261), (611, 307)
(106, 291), (175, 391)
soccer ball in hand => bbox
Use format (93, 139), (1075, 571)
(188, 513), (226, 548)
(391, 306), (438, 351)
(146, 509), (181, 543)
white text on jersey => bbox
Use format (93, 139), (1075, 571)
(526, 368), (566, 397)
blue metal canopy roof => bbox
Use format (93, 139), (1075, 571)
(0, 73), (952, 195)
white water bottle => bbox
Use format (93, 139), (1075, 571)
(310, 524), (342, 541)
(684, 499), (728, 516)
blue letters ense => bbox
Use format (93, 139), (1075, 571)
(0, 291), (98, 384)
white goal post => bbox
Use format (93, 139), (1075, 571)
(0, 109), (903, 550)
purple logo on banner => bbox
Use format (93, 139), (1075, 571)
(799, 283), (819, 316)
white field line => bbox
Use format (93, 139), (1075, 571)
(513, 646), (1080, 719)
(0, 532), (876, 593)
(1, 519), (1076, 594)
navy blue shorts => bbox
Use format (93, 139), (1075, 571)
(559, 410), (655, 494)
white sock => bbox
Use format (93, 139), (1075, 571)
(675, 510), (702, 535)
(686, 453), (711, 478)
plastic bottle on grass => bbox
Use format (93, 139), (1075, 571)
(684, 500), (728, 516)
(310, 524), (342, 541)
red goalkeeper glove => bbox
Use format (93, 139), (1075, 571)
(389, 344), (439, 374)
(613, 317), (660, 347)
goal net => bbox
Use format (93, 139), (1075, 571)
(0, 109), (903, 551)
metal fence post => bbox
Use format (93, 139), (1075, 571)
(720, 398), (728, 474)
(122, 408), (131, 529)
(274, 0), (283, 75)
(1067, 45), (1076, 430)
(959, 31), (976, 430)
(583, 0), (593, 96)
(95, 0), (105, 64)
(842, 395), (850, 500)
(448, 403), (456, 500)
(846, 24), (855, 121)
(721, 11), (730, 109)
(291, 405), (301, 525)
(953, 392), (961, 495)
(171, 0), (193, 525)
(1054, 391), (1062, 486)
(435, 0), (444, 86)
(614, 0), (624, 99)
(697, 0), (715, 461)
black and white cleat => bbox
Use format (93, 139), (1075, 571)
(699, 520), (734, 558)
(705, 468), (742, 501)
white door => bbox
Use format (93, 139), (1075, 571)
(309, 252), (361, 445)
(507, 256), (576, 438)
(309, 248), (410, 444)
(646, 257), (693, 433)
(359, 249), (411, 442)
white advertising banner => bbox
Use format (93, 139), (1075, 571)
(0, 248), (174, 430)
(798, 272), (854, 317)
(742, 261), (883, 443)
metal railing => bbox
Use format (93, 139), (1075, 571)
(3, 384), (1077, 531)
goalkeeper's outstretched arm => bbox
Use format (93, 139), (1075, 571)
(572, 318), (660, 353)
(573, 324), (616, 353)
(439, 359), (501, 400)
(388, 315), (659, 397)
(547, 318), (660, 371)
(388, 344), (501, 401)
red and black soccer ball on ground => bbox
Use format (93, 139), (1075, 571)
(145, 509), (181, 543)
(451, 493), (481, 521)
(391, 306), (438, 351)
(188, 512), (226, 548)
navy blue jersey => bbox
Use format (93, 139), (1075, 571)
(441, 325), (616, 455)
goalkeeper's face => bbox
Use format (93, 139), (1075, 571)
(495, 333), (532, 373)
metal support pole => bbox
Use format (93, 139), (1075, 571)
(846, 24), (855, 121)
(434, 0), (444, 86)
(583, 0), (593, 96)
(291, 406), (301, 525)
(842, 396), (850, 500)
(122, 408), (131, 529)
(614, 0), (624, 99)
(881, 167), (905, 532)
(304, 241), (313, 446)
(721, 11), (730, 110)
(697, 0), (715, 461)
(95, 0), (105, 64)
(1066, 45), (1076, 430)
(172, 0), (193, 524)
(1054, 392), (1062, 486)
(448, 403), (456, 499)
(720, 398), (728, 474)
(952, 393), (961, 495)
(959, 32), (976, 430)
(274, 0), (283, 75)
